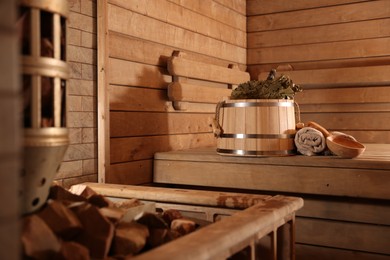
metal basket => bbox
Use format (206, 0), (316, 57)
(19, 0), (69, 214)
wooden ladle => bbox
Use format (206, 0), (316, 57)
(307, 121), (366, 158)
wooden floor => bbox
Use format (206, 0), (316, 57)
(153, 144), (390, 259)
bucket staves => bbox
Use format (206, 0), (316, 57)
(215, 99), (296, 157)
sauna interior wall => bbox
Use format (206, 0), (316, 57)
(100, 0), (247, 184)
(247, 0), (390, 143)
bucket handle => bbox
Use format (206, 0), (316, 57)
(294, 101), (302, 126)
(212, 100), (302, 138)
(212, 101), (225, 137)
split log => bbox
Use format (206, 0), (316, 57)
(162, 209), (183, 226)
(87, 194), (114, 208)
(49, 185), (86, 203)
(137, 212), (168, 229)
(21, 215), (61, 259)
(69, 184), (98, 199)
(71, 202), (115, 259)
(171, 218), (197, 236)
(111, 221), (149, 256)
(59, 241), (90, 260)
(112, 198), (143, 209)
(99, 206), (125, 224)
(38, 199), (83, 240)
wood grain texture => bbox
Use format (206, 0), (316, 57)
(168, 55), (249, 84)
(299, 198), (390, 226)
(153, 144), (390, 257)
(247, 0), (367, 16)
(110, 111), (213, 137)
(109, 0), (246, 47)
(108, 4), (246, 64)
(83, 182), (272, 209)
(108, 58), (170, 89)
(154, 159), (390, 199)
(100, 0), (247, 182)
(259, 66), (390, 87)
(111, 134), (215, 163)
(97, 0), (110, 182)
(248, 18), (390, 48)
(168, 0), (246, 31)
(84, 182), (302, 260)
(168, 82), (231, 103)
(248, 1), (390, 32)
(107, 160), (153, 185)
(296, 218), (390, 254)
(295, 86), (390, 104)
(296, 244), (390, 260)
(249, 38), (390, 65)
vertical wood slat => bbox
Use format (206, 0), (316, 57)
(97, 0), (109, 183)
(53, 13), (61, 127)
(31, 8), (41, 128)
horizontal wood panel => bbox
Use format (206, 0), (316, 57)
(109, 33), (168, 67)
(168, 0), (246, 30)
(299, 112), (390, 131)
(109, 0), (246, 47)
(248, 38), (390, 64)
(153, 160), (390, 199)
(109, 85), (170, 112)
(168, 55), (249, 84)
(111, 134), (215, 163)
(296, 243), (390, 260)
(259, 66), (390, 88)
(248, 18), (390, 48)
(248, 1), (390, 32)
(214, 0), (246, 15)
(334, 130), (390, 144)
(296, 218), (390, 254)
(108, 32), (247, 71)
(110, 111), (213, 137)
(107, 159), (153, 184)
(168, 82), (230, 103)
(296, 86), (390, 104)
(109, 85), (220, 113)
(108, 4), (246, 64)
(299, 198), (390, 225)
(108, 58), (170, 89)
(299, 103), (390, 113)
(247, 56), (390, 78)
(154, 145), (390, 168)
(247, 0), (367, 16)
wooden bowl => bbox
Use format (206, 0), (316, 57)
(326, 134), (366, 158)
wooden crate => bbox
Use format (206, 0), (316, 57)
(83, 183), (303, 260)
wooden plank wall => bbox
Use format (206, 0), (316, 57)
(98, 0), (247, 184)
(247, 0), (390, 143)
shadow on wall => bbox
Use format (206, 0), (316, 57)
(107, 63), (170, 185)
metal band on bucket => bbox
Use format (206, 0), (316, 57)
(217, 148), (295, 156)
(222, 101), (294, 108)
(220, 133), (295, 139)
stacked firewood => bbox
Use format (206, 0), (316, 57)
(21, 185), (198, 259)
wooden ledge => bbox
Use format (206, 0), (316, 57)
(153, 144), (390, 199)
(154, 144), (390, 169)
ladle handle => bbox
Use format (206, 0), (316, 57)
(307, 121), (330, 137)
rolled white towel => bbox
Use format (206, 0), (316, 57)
(295, 127), (326, 156)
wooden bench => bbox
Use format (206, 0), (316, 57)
(153, 144), (390, 259)
(155, 61), (390, 259)
(83, 183), (303, 260)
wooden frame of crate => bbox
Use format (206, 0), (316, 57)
(83, 183), (304, 260)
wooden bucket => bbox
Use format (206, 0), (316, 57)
(215, 99), (297, 156)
